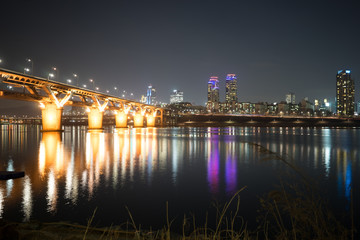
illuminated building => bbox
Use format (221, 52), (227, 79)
(207, 76), (220, 112)
(336, 70), (354, 116)
(285, 92), (296, 104)
(170, 90), (183, 104)
(140, 95), (147, 104)
(225, 74), (238, 112)
(146, 85), (157, 105)
(314, 99), (319, 111)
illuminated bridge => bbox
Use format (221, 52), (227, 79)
(0, 68), (164, 131)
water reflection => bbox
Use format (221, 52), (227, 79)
(0, 126), (358, 223)
(0, 188), (4, 218)
(46, 169), (57, 213)
(22, 176), (32, 221)
(207, 134), (220, 194)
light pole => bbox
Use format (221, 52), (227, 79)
(73, 73), (78, 86)
(25, 58), (33, 74)
(89, 79), (95, 90)
(24, 67), (30, 74)
(52, 67), (58, 81)
(48, 73), (55, 80)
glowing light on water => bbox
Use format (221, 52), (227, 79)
(0, 188), (4, 218)
(46, 169), (58, 213)
(22, 176), (32, 221)
(6, 159), (14, 196)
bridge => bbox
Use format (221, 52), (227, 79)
(0, 68), (164, 131)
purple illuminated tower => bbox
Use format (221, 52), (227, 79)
(207, 76), (220, 112)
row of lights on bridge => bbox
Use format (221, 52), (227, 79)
(0, 57), (134, 99)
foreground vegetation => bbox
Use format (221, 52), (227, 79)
(0, 143), (357, 240)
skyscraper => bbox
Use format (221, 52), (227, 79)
(225, 74), (238, 112)
(207, 76), (220, 112)
(225, 74), (237, 102)
(146, 85), (157, 105)
(336, 70), (354, 116)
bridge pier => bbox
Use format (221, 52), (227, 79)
(88, 107), (103, 130)
(159, 109), (164, 126)
(115, 111), (128, 128)
(134, 113), (144, 127)
(41, 103), (63, 131)
(147, 115), (155, 127)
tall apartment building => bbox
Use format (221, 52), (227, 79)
(225, 74), (237, 112)
(225, 74), (237, 102)
(207, 76), (220, 112)
(336, 70), (354, 116)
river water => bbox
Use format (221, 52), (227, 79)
(0, 125), (359, 230)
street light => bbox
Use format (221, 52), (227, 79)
(51, 67), (58, 80)
(89, 79), (95, 90)
(67, 79), (72, 84)
(48, 73), (55, 80)
(83, 84), (87, 88)
(73, 73), (78, 86)
(25, 58), (33, 74)
(95, 87), (99, 91)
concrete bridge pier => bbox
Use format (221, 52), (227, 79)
(88, 107), (103, 130)
(41, 102), (63, 131)
(134, 113), (144, 127)
(159, 109), (164, 126)
(115, 111), (128, 128)
(147, 114), (155, 127)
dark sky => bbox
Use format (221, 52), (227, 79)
(0, 0), (359, 111)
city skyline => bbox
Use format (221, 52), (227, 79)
(0, 0), (359, 111)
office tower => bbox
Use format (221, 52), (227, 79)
(146, 85), (157, 105)
(207, 76), (220, 112)
(336, 70), (354, 116)
(286, 92), (296, 104)
(170, 90), (184, 104)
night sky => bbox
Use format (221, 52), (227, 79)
(1, 0), (359, 113)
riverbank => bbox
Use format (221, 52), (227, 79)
(177, 114), (360, 128)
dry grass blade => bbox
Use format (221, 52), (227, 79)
(213, 186), (247, 240)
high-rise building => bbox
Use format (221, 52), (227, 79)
(336, 70), (354, 116)
(207, 76), (220, 112)
(285, 92), (296, 104)
(146, 85), (157, 105)
(170, 90), (184, 104)
(224, 74), (238, 112)
(225, 74), (237, 102)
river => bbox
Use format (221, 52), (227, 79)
(0, 125), (359, 231)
